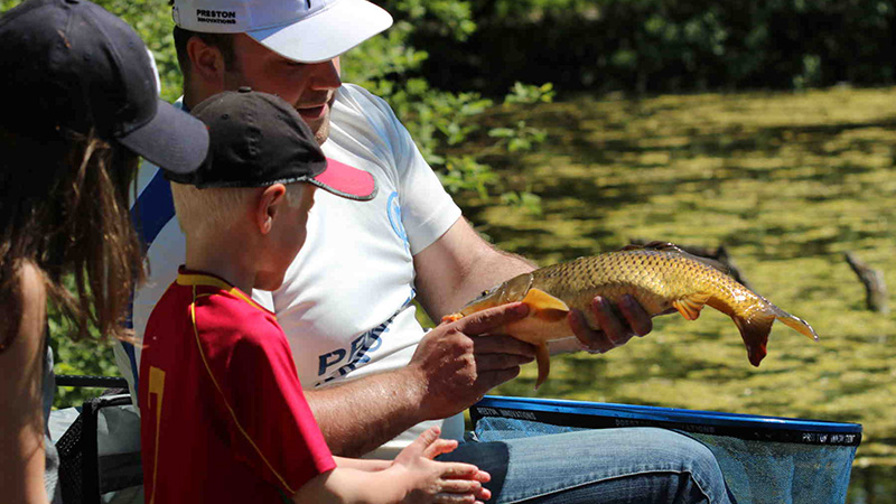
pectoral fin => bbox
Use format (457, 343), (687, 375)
(521, 288), (570, 319)
(534, 343), (551, 390)
(672, 292), (712, 321)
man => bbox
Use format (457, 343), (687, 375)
(118, 0), (736, 501)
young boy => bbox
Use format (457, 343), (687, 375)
(138, 89), (491, 504)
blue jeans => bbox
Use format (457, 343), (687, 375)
(437, 427), (736, 504)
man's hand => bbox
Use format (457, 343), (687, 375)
(408, 302), (534, 421)
(568, 294), (654, 354)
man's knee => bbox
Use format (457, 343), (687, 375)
(649, 428), (718, 466)
(636, 429), (731, 503)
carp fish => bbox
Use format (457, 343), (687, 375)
(442, 242), (819, 389)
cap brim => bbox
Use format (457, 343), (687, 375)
(310, 157), (377, 200)
(118, 100), (209, 174)
(247, 0), (393, 63)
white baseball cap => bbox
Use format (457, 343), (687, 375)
(172, 0), (393, 63)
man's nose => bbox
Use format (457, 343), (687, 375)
(309, 59), (342, 90)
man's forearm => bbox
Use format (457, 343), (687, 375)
(305, 366), (427, 457)
(414, 218), (537, 320)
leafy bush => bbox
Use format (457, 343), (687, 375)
(342, 2), (552, 202)
(415, 0), (896, 95)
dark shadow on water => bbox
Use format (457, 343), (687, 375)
(847, 465), (896, 504)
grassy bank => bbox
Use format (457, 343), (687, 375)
(456, 86), (896, 468)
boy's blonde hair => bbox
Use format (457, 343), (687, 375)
(171, 182), (308, 239)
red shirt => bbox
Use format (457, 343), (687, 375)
(139, 268), (336, 503)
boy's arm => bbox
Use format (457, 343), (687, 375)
(291, 427), (489, 504)
(333, 456), (391, 471)
(292, 465), (487, 504)
(291, 468), (404, 504)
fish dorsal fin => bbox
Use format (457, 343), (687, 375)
(623, 241), (684, 253)
(626, 241), (732, 276)
(676, 249), (731, 276)
(672, 292), (712, 321)
(521, 288), (570, 320)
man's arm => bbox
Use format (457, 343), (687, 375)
(303, 366), (428, 457)
(413, 217), (536, 319)
(305, 303), (534, 457)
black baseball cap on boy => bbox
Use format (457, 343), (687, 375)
(169, 88), (377, 200)
(0, 0), (208, 174)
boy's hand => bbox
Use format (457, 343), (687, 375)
(392, 427), (491, 504)
(408, 302), (534, 421)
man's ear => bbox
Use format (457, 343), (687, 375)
(254, 184), (287, 235)
(186, 36), (226, 88)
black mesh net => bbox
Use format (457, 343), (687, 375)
(56, 412), (85, 504)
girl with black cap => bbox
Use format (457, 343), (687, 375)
(0, 0), (209, 501)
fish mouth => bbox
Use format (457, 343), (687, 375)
(733, 314), (772, 367)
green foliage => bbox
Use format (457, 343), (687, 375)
(504, 82), (556, 105)
(50, 327), (120, 408)
(499, 190), (543, 216)
(440, 155), (495, 198)
(489, 120), (548, 153)
(44, 275), (122, 407)
(415, 0), (896, 95)
(344, 11), (553, 201)
(342, 3), (552, 206)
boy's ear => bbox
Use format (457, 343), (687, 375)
(186, 36), (226, 88)
(255, 184), (288, 235)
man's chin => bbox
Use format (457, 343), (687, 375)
(312, 117), (331, 146)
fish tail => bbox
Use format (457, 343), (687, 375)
(732, 302), (820, 367)
(770, 304), (820, 342)
(732, 312), (774, 367)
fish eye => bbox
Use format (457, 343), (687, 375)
(481, 290), (489, 297)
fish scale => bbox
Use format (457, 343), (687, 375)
(443, 242), (819, 389)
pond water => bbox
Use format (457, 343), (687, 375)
(470, 89), (896, 504)
(847, 466), (896, 503)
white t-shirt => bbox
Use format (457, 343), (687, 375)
(115, 83), (464, 458)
